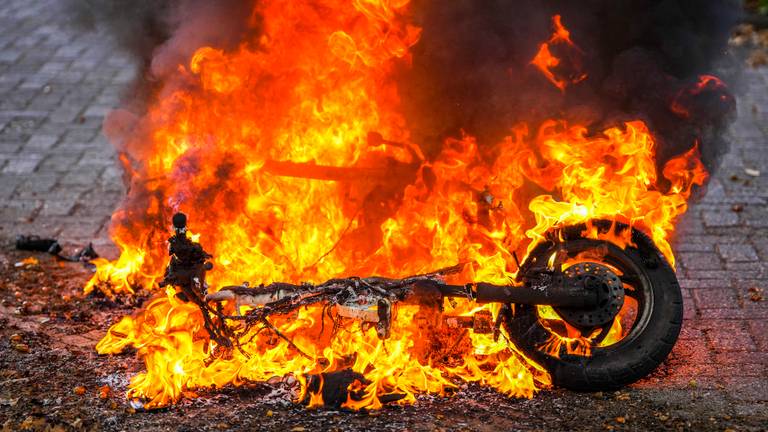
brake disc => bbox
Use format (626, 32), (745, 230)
(554, 262), (625, 329)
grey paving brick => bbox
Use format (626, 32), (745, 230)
(686, 269), (735, 280)
(56, 218), (106, 240)
(726, 261), (767, 279)
(77, 151), (115, 169)
(59, 169), (101, 186)
(714, 351), (768, 365)
(0, 0), (130, 237)
(679, 279), (727, 289)
(0, 199), (40, 222)
(113, 69), (135, 84)
(0, 141), (22, 154)
(82, 105), (112, 118)
(699, 308), (768, 319)
(48, 107), (83, 124)
(2, 153), (42, 174)
(60, 128), (97, 144)
(705, 322), (758, 352)
(0, 175), (22, 200)
(746, 320), (768, 351)
(0, 50), (23, 63)
(679, 252), (724, 271)
(25, 134), (58, 151)
(682, 301), (696, 320)
(38, 61), (69, 74)
(678, 325), (704, 340)
(672, 212), (707, 236)
(755, 240), (768, 261)
(723, 378), (768, 402)
(14, 172), (59, 197)
(38, 153), (83, 172)
(743, 207), (768, 228)
(52, 45), (85, 61)
(38, 199), (75, 217)
(702, 209), (740, 228)
(693, 288), (739, 309)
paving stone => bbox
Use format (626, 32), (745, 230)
(671, 212), (707, 236)
(25, 134), (58, 151)
(38, 199), (75, 217)
(702, 210), (740, 228)
(665, 339), (713, 377)
(82, 105), (112, 118)
(714, 351), (768, 365)
(0, 175), (22, 200)
(708, 363), (767, 377)
(734, 283), (768, 315)
(27, 93), (66, 110)
(2, 153), (42, 174)
(679, 252), (724, 271)
(77, 150), (116, 168)
(48, 106), (83, 123)
(723, 378), (768, 402)
(59, 169), (102, 186)
(61, 128), (97, 144)
(743, 207), (768, 228)
(726, 261), (767, 279)
(38, 61), (69, 74)
(693, 288), (739, 309)
(682, 270), (735, 282)
(0, 50), (22, 63)
(717, 243), (760, 262)
(705, 322), (758, 352)
(57, 218), (105, 240)
(682, 300), (696, 320)
(0, 199), (40, 222)
(679, 278), (728, 289)
(746, 320), (768, 351)
(699, 307), (768, 320)
(14, 172), (58, 197)
(38, 152), (83, 172)
(0, 141), (22, 153)
(678, 325), (704, 340)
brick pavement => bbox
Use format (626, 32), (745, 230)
(0, 0), (127, 257)
(664, 66), (768, 402)
(0, 0), (766, 407)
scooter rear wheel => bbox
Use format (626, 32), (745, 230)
(506, 220), (682, 391)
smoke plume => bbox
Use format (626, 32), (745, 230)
(398, 0), (739, 171)
(65, 0), (259, 111)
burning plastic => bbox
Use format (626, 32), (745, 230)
(530, 15), (587, 91)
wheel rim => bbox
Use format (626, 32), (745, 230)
(534, 239), (655, 357)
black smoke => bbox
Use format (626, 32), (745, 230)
(64, 0), (259, 111)
(398, 0), (740, 172)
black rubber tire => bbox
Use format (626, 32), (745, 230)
(506, 220), (683, 391)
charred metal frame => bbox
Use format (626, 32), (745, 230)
(159, 212), (625, 356)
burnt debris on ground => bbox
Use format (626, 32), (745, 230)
(15, 234), (99, 265)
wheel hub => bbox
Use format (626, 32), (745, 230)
(555, 262), (625, 329)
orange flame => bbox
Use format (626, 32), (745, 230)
(90, 3), (711, 410)
(670, 74), (734, 118)
(530, 15), (587, 91)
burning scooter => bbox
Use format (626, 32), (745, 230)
(162, 211), (681, 398)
